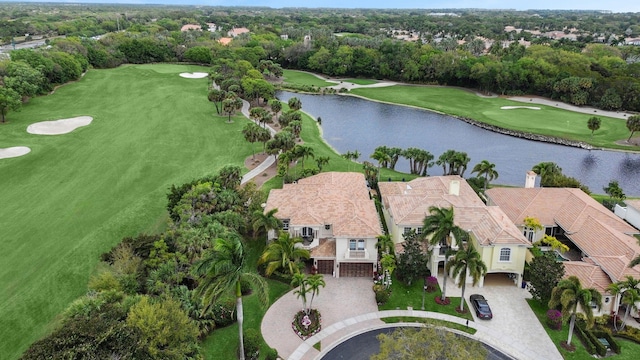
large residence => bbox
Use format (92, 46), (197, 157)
(486, 185), (640, 315)
(378, 176), (531, 287)
(264, 172), (382, 277)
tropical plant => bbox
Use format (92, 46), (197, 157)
(603, 180), (626, 203)
(315, 156), (330, 171)
(376, 234), (395, 256)
(396, 230), (429, 286)
(421, 206), (465, 301)
(446, 242), (487, 312)
(587, 116), (601, 138)
(242, 122), (262, 159)
(471, 160), (499, 191)
(207, 88), (225, 115)
(288, 97), (302, 111)
(258, 231), (310, 276)
(607, 276), (640, 330)
(531, 162), (563, 186)
(0, 86), (22, 123)
(192, 236), (269, 360)
(548, 276), (602, 346)
(306, 274), (326, 311)
(291, 272), (309, 313)
(251, 208), (282, 240)
(626, 115), (640, 142)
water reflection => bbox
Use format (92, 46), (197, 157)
(277, 91), (640, 196)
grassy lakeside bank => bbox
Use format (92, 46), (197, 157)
(350, 85), (636, 151)
(0, 64), (252, 358)
(282, 69), (335, 87)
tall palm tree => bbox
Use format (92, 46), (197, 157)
(446, 242), (487, 312)
(587, 116), (601, 138)
(242, 122), (261, 159)
(192, 235), (269, 360)
(608, 275), (640, 330)
(531, 162), (562, 187)
(293, 145), (314, 169)
(251, 208), (281, 240)
(471, 160), (499, 191)
(307, 274), (326, 312)
(288, 97), (302, 111)
(291, 273), (309, 313)
(422, 206), (465, 301)
(258, 231), (310, 276)
(548, 276), (602, 345)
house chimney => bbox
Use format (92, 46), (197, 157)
(525, 171), (537, 188)
(449, 180), (460, 196)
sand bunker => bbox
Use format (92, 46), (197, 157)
(27, 116), (93, 135)
(179, 72), (209, 79)
(0, 146), (31, 159)
(501, 106), (541, 110)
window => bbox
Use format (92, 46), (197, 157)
(403, 227), (411, 235)
(499, 248), (511, 262)
(590, 301), (598, 309)
(416, 227), (423, 235)
(523, 227), (534, 241)
(349, 239), (366, 250)
(325, 224), (331, 230)
(282, 219), (289, 230)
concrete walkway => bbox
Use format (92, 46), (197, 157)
(239, 99), (276, 185)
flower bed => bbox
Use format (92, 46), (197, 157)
(292, 309), (321, 340)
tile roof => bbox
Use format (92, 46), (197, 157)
(310, 239), (336, 258)
(563, 261), (611, 294)
(218, 37), (232, 45)
(181, 24), (202, 32)
(265, 172), (382, 238)
(379, 176), (529, 246)
(486, 187), (640, 283)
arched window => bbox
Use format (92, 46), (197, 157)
(499, 248), (511, 262)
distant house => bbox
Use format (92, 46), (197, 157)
(486, 186), (640, 315)
(181, 24), (202, 32)
(218, 37), (232, 46)
(264, 172), (382, 277)
(379, 176), (530, 287)
(206, 23), (219, 32)
(228, 27), (250, 37)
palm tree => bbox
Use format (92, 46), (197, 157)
(548, 276), (602, 345)
(291, 273), (309, 312)
(531, 162), (562, 187)
(630, 253), (640, 268)
(208, 88), (225, 114)
(422, 206), (464, 302)
(608, 275), (640, 330)
(258, 231), (310, 276)
(376, 234), (395, 256)
(587, 116), (601, 138)
(306, 274), (326, 312)
(315, 156), (330, 171)
(192, 236), (268, 360)
(288, 97), (302, 111)
(371, 147), (391, 169)
(242, 122), (261, 159)
(607, 282), (624, 331)
(446, 242), (487, 312)
(293, 144), (314, 169)
(269, 99), (282, 118)
(626, 115), (640, 142)
(471, 160), (499, 191)
(251, 208), (281, 240)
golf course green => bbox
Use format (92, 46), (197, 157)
(0, 64), (252, 358)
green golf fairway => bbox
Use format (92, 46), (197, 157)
(282, 69), (334, 87)
(350, 85), (635, 150)
(0, 64), (252, 358)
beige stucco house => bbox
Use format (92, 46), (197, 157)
(486, 186), (640, 316)
(264, 172), (382, 277)
(378, 176), (530, 287)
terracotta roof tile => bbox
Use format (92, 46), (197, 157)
(379, 176), (528, 246)
(310, 239), (336, 258)
(265, 172), (382, 238)
(563, 261), (612, 294)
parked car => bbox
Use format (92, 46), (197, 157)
(470, 294), (492, 320)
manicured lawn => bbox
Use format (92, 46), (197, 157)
(379, 275), (473, 322)
(344, 78), (378, 85)
(527, 299), (640, 360)
(0, 64), (253, 359)
(351, 85), (636, 151)
(201, 240), (291, 359)
(282, 69), (335, 87)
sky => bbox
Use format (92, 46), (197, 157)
(2, 0), (639, 13)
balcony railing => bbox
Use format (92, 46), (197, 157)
(346, 249), (368, 259)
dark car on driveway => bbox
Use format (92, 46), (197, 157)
(470, 294), (492, 320)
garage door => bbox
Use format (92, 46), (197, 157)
(316, 260), (334, 275)
(339, 262), (373, 277)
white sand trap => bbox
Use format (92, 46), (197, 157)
(179, 72), (208, 79)
(27, 116), (93, 135)
(501, 106), (541, 110)
(0, 146), (31, 159)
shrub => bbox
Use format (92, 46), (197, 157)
(292, 309), (321, 340)
(264, 347), (278, 360)
(616, 326), (640, 344)
(574, 322), (596, 354)
(211, 299), (236, 328)
(546, 309), (562, 330)
(243, 328), (261, 360)
(426, 276), (438, 292)
(595, 331), (620, 354)
(373, 284), (391, 305)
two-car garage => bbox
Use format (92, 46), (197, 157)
(314, 260), (374, 277)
